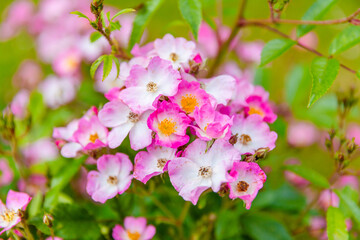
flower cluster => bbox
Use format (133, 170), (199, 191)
(54, 33), (277, 208)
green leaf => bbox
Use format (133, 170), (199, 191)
(326, 207), (349, 240)
(179, 0), (202, 39)
(28, 191), (43, 218)
(335, 188), (360, 228)
(297, 0), (338, 37)
(308, 57), (339, 107)
(106, 11), (111, 23)
(215, 210), (241, 239)
(71, 11), (90, 21)
(329, 26), (360, 55)
(28, 91), (45, 124)
(357, 70), (360, 79)
(52, 204), (101, 239)
(90, 55), (105, 79)
(259, 39), (296, 67)
(242, 213), (292, 240)
(44, 156), (87, 210)
(128, 0), (164, 50)
(284, 165), (330, 188)
(102, 55), (113, 81)
(28, 216), (51, 235)
(90, 32), (102, 42)
(112, 56), (120, 78)
(285, 65), (311, 107)
(112, 8), (136, 20)
(110, 21), (121, 31)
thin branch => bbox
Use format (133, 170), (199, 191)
(239, 8), (360, 26)
(268, 0), (276, 23)
(246, 23), (357, 75)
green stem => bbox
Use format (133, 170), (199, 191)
(21, 221), (34, 240)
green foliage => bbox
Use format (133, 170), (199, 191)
(128, 0), (165, 50)
(308, 57), (339, 107)
(178, 0), (202, 39)
(260, 39), (296, 67)
(335, 187), (360, 228)
(112, 8), (136, 20)
(296, 0), (338, 37)
(241, 213), (292, 240)
(52, 203), (101, 239)
(285, 64), (311, 107)
(71, 11), (90, 21)
(90, 32), (102, 42)
(326, 207), (349, 240)
(215, 209), (241, 239)
(44, 156), (87, 210)
(90, 54), (119, 81)
(329, 26), (360, 55)
(284, 164), (330, 188)
(28, 91), (45, 124)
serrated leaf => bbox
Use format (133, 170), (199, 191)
(297, 0), (338, 37)
(260, 39), (296, 67)
(327, 207), (349, 240)
(90, 32), (102, 43)
(102, 55), (113, 81)
(44, 156), (87, 210)
(284, 165), (330, 188)
(285, 65), (311, 107)
(106, 11), (111, 23)
(112, 8), (136, 20)
(179, 0), (202, 39)
(128, 0), (164, 51)
(71, 11), (90, 21)
(335, 188), (360, 228)
(90, 55), (105, 79)
(308, 57), (339, 107)
(242, 213), (292, 240)
(329, 26), (360, 55)
(52, 204), (101, 239)
(112, 56), (120, 78)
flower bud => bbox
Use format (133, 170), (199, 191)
(229, 134), (238, 145)
(347, 138), (358, 154)
(43, 214), (54, 227)
(335, 152), (345, 163)
(255, 147), (270, 159)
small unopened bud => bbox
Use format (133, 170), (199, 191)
(43, 214), (54, 227)
(218, 183), (229, 197)
(17, 209), (25, 218)
(151, 131), (156, 139)
(244, 154), (255, 162)
(255, 147), (270, 159)
(229, 134), (238, 145)
(329, 129), (336, 139)
(325, 138), (332, 150)
(347, 138), (358, 154)
(335, 152), (345, 163)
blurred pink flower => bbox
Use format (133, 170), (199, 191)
(10, 90), (29, 119)
(318, 190), (339, 210)
(287, 121), (318, 147)
(23, 138), (58, 165)
(12, 60), (43, 90)
(0, 159), (13, 187)
(18, 174), (48, 196)
(347, 123), (360, 145)
(112, 216), (156, 240)
(236, 41), (263, 63)
(53, 48), (82, 77)
(284, 159), (309, 188)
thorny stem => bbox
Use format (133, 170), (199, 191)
(238, 8), (360, 26)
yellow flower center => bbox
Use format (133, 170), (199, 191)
(239, 134), (252, 145)
(0, 209), (16, 223)
(65, 56), (78, 71)
(89, 133), (99, 143)
(146, 82), (158, 92)
(170, 52), (179, 62)
(107, 176), (118, 185)
(237, 181), (249, 192)
(127, 231), (141, 240)
(248, 106), (265, 117)
(180, 94), (198, 113)
(158, 118), (177, 136)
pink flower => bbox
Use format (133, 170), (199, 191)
(168, 139), (241, 204)
(38, 75), (77, 109)
(147, 102), (191, 148)
(112, 216), (156, 240)
(334, 175), (359, 191)
(287, 121), (318, 147)
(10, 90), (29, 119)
(86, 153), (133, 203)
(169, 80), (211, 116)
(18, 174), (48, 196)
(231, 114), (277, 155)
(192, 104), (233, 141)
(12, 60), (43, 90)
(73, 115), (108, 151)
(232, 81), (269, 106)
(197, 22), (219, 58)
(199, 75), (236, 106)
(243, 96), (277, 123)
(284, 159), (309, 188)
(228, 161), (266, 209)
(0, 190), (31, 234)
(318, 190), (339, 210)
(0, 159), (13, 187)
(118, 57), (149, 82)
(235, 41), (263, 63)
(119, 57), (181, 113)
(98, 100), (152, 150)
(134, 144), (177, 183)
(153, 34), (197, 69)
(53, 48), (82, 77)
(22, 138), (58, 165)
